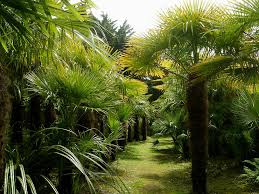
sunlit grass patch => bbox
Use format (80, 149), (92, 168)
(98, 137), (257, 194)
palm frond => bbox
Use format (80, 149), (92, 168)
(232, 91), (259, 129)
(49, 145), (96, 193)
(230, 0), (259, 26)
(25, 64), (117, 111)
(41, 175), (59, 194)
(4, 160), (40, 194)
(120, 0), (224, 77)
(120, 34), (167, 77)
(191, 56), (234, 80)
(0, 0), (94, 52)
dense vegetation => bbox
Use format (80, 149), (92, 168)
(0, 0), (258, 194)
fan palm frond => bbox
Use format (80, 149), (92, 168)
(116, 77), (148, 98)
(120, 0), (224, 78)
(232, 91), (259, 129)
(0, 0), (94, 52)
(231, 0), (259, 26)
(25, 64), (117, 111)
(120, 34), (167, 77)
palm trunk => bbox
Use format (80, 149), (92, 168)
(133, 116), (140, 141)
(141, 116), (147, 141)
(29, 95), (44, 131)
(128, 124), (133, 142)
(99, 115), (104, 134)
(10, 100), (24, 144)
(59, 160), (73, 194)
(0, 69), (11, 185)
(187, 77), (208, 194)
(44, 103), (56, 128)
(89, 111), (97, 129)
(254, 128), (259, 157)
(118, 122), (128, 149)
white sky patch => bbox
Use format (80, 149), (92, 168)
(92, 0), (180, 35)
(72, 0), (230, 35)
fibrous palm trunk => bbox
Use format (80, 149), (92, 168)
(128, 124), (133, 142)
(44, 102), (56, 127)
(0, 69), (11, 185)
(118, 122), (128, 149)
(133, 116), (139, 141)
(254, 128), (259, 157)
(59, 160), (72, 194)
(187, 77), (208, 194)
(141, 116), (147, 141)
(10, 100), (24, 144)
(29, 95), (44, 131)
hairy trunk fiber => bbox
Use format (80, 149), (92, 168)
(89, 111), (97, 129)
(0, 69), (11, 186)
(147, 120), (153, 136)
(187, 78), (208, 194)
(110, 140), (118, 161)
(133, 116), (140, 141)
(141, 116), (147, 141)
(118, 122), (128, 149)
(128, 124), (133, 142)
(77, 110), (101, 133)
(99, 115), (104, 134)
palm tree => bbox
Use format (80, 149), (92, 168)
(0, 0), (94, 188)
(233, 90), (259, 154)
(120, 1), (230, 193)
(24, 37), (128, 193)
(190, 0), (259, 159)
(121, 0), (259, 191)
(115, 76), (149, 146)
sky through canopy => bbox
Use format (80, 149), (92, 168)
(73, 0), (230, 34)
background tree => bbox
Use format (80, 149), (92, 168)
(120, 1), (236, 193)
(0, 0), (94, 186)
(94, 13), (134, 53)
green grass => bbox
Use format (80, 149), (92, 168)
(98, 137), (259, 194)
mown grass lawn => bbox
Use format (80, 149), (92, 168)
(98, 137), (259, 194)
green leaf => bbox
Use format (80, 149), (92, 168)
(26, 175), (37, 194)
(19, 164), (28, 194)
(41, 175), (59, 194)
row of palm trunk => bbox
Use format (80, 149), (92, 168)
(6, 94), (149, 151)
(0, 83), (149, 192)
(78, 111), (148, 143)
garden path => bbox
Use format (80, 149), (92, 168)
(100, 137), (254, 194)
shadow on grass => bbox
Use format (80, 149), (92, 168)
(151, 147), (187, 164)
(139, 167), (192, 194)
(117, 144), (142, 161)
(139, 138), (192, 194)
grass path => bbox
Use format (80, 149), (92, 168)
(99, 137), (258, 194)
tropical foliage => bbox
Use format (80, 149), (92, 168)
(1, 0), (259, 194)
(120, 0), (259, 193)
